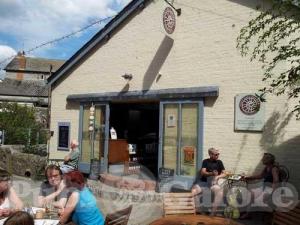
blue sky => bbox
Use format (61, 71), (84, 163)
(0, 0), (131, 79)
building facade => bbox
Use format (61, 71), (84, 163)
(5, 51), (64, 81)
(48, 0), (300, 190)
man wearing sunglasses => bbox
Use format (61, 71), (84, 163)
(192, 147), (226, 215)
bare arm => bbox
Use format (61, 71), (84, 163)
(8, 187), (23, 209)
(272, 167), (280, 190)
(38, 192), (59, 207)
(37, 182), (66, 207)
(52, 198), (67, 209)
(59, 192), (79, 224)
(216, 170), (227, 179)
(64, 154), (71, 162)
(245, 169), (264, 180)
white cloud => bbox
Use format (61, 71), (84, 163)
(0, 45), (17, 79)
(0, 0), (129, 55)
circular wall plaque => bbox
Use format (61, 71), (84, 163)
(239, 95), (261, 115)
(163, 7), (176, 34)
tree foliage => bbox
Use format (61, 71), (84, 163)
(0, 102), (47, 145)
(237, 0), (300, 119)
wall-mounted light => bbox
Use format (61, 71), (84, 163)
(121, 73), (133, 81)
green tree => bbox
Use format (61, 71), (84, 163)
(237, 0), (300, 118)
(0, 102), (46, 144)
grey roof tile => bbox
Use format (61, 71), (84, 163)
(5, 56), (65, 73)
(0, 78), (48, 97)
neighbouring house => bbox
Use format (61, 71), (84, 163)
(0, 53), (65, 142)
(0, 52), (64, 107)
(4, 51), (65, 81)
(47, 0), (300, 191)
(0, 78), (48, 107)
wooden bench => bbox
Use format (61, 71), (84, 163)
(272, 202), (300, 225)
(163, 192), (196, 216)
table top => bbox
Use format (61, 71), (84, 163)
(0, 218), (59, 225)
(149, 214), (244, 225)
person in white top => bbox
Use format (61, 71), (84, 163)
(0, 169), (23, 217)
(60, 139), (80, 174)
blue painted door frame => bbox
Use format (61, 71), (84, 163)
(158, 99), (204, 189)
(78, 103), (110, 173)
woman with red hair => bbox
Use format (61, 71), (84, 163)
(59, 171), (104, 225)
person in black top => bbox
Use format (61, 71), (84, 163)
(192, 147), (226, 215)
(240, 153), (280, 219)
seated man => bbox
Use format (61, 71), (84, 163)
(192, 147), (226, 215)
(60, 139), (80, 174)
(38, 165), (68, 209)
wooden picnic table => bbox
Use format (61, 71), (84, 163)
(149, 214), (244, 225)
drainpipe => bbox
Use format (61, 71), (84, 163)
(46, 66), (52, 161)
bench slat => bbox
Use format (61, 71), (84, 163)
(273, 202), (300, 225)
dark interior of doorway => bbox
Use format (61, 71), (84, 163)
(110, 102), (159, 177)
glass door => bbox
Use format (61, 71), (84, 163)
(79, 103), (109, 173)
(159, 100), (203, 187)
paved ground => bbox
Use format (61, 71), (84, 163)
(12, 176), (268, 225)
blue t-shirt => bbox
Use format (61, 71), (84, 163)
(72, 187), (104, 225)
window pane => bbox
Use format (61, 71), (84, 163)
(162, 104), (178, 172)
(58, 123), (70, 149)
(81, 106), (91, 163)
(180, 103), (198, 176)
(93, 105), (106, 160)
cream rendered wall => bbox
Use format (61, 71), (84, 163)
(50, 0), (300, 189)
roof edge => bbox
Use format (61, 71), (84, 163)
(48, 0), (148, 86)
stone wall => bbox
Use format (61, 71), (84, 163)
(0, 145), (47, 178)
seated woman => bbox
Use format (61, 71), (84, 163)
(240, 153), (280, 219)
(3, 211), (34, 225)
(0, 169), (23, 217)
(38, 165), (68, 209)
(59, 170), (104, 225)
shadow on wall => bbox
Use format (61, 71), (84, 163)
(65, 101), (80, 110)
(233, 109), (300, 191)
(227, 0), (268, 11)
(142, 35), (174, 90)
(258, 110), (300, 190)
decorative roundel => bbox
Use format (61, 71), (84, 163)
(239, 95), (261, 115)
(163, 7), (176, 34)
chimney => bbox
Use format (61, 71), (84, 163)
(16, 51), (26, 80)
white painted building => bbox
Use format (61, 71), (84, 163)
(48, 0), (300, 191)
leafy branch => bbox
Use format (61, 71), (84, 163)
(237, 1), (300, 119)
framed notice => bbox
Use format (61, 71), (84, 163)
(167, 114), (176, 127)
(234, 94), (265, 131)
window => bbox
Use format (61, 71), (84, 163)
(161, 101), (201, 177)
(57, 122), (70, 150)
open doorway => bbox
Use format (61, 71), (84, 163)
(109, 102), (159, 177)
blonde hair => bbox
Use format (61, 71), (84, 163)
(208, 147), (219, 155)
